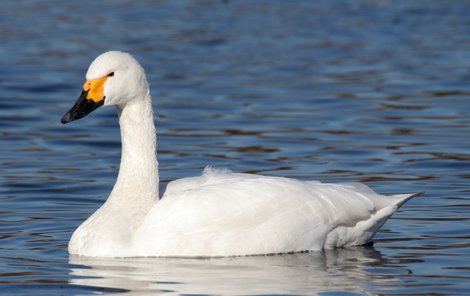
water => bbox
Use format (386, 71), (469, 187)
(1, 0), (469, 294)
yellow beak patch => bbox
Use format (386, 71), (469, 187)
(82, 76), (109, 103)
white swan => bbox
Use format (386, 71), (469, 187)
(61, 51), (419, 258)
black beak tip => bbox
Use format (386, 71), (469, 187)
(61, 112), (71, 124)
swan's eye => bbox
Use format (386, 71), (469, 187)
(108, 72), (114, 77)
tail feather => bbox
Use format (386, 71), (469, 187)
(391, 192), (423, 208)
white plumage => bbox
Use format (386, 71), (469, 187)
(63, 51), (419, 257)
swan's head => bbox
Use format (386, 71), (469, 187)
(61, 51), (148, 124)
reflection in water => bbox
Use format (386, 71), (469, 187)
(69, 248), (391, 294)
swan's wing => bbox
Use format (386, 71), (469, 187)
(163, 167), (258, 196)
(133, 168), (387, 256)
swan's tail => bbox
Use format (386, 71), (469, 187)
(342, 183), (423, 210)
(326, 191), (423, 249)
(390, 192), (424, 208)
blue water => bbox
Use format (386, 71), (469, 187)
(1, 1), (469, 295)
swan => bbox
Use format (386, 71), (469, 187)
(61, 51), (419, 258)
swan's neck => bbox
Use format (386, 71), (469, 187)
(110, 92), (159, 207)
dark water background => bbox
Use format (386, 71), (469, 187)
(1, 1), (469, 295)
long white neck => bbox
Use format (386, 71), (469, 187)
(109, 91), (159, 208)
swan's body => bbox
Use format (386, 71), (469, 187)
(62, 51), (418, 257)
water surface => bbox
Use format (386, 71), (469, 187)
(0, 1), (469, 295)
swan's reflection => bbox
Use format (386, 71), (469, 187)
(69, 248), (391, 294)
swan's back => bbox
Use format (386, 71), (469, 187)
(133, 168), (417, 257)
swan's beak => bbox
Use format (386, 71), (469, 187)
(61, 77), (108, 124)
(61, 90), (104, 123)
